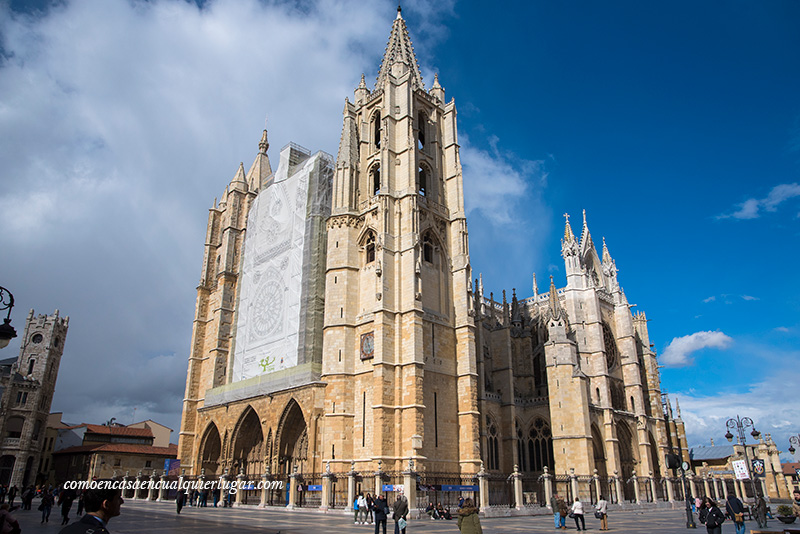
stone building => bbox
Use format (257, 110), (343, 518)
(0, 309), (68, 487)
(178, 8), (688, 508)
(51, 422), (176, 482)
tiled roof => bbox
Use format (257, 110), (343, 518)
(53, 443), (177, 456)
(783, 462), (800, 475)
(84, 425), (153, 438)
(689, 445), (735, 461)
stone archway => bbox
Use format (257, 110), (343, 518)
(198, 423), (222, 475)
(591, 424), (608, 477)
(0, 456), (14, 486)
(617, 422), (637, 501)
(275, 399), (308, 476)
(231, 407), (264, 478)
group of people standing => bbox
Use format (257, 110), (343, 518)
(352, 491), (409, 534)
(549, 494), (609, 531)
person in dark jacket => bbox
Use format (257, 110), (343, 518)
(457, 498), (482, 534)
(699, 497), (725, 534)
(392, 492), (409, 534)
(59, 488), (76, 525)
(373, 495), (390, 534)
(725, 494), (745, 534)
(57, 484), (123, 534)
(176, 490), (186, 514)
(40, 491), (54, 523)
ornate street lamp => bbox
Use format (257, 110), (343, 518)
(725, 415), (761, 501)
(788, 435), (800, 455)
(0, 286), (16, 349)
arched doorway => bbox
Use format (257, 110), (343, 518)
(275, 400), (308, 476)
(617, 423), (637, 501)
(591, 425), (607, 477)
(199, 423), (222, 475)
(22, 456), (33, 487)
(0, 456), (14, 486)
(232, 408), (264, 478)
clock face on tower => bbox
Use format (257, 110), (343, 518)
(360, 332), (375, 360)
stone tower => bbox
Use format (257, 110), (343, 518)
(321, 7), (480, 474)
(0, 309), (68, 486)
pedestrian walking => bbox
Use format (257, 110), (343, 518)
(754, 493), (767, 528)
(725, 494), (745, 534)
(699, 496), (725, 534)
(373, 495), (390, 534)
(392, 491), (409, 534)
(366, 492), (375, 524)
(358, 493), (368, 524)
(354, 494), (360, 524)
(457, 498), (482, 534)
(570, 498), (585, 531)
(557, 496), (569, 529)
(595, 494), (609, 530)
(176, 490), (185, 514)
(59, 488), (76, 525)
(39, 491), (54, 523)
(550, 493), (561, 529)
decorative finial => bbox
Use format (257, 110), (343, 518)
(433, 73), (441, 88)
(397, 5), (402, 19)
(259, 129), (269, 154)
(563, 212), (575, 242)
(582, 208), (587, 226)
(532, 273), (538, 295)
(359, 73), (367, 88)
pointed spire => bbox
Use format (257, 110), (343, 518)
(532, 272), (538, 297)
(247, 129), (273, 192)
(548, 275), (564, 321)
(430, 72), (445, 101)
(602, 236), (612, 263)
(354, 73), (369, 103)
(478, 273), (484, 295)
(579, 208), (593, 250)
(231, 162), (247, 191)
(675, 398), (682, 419)
(432, 73), (441, 88)
(376, 6), (424, 90)
(511, 288), (522, 325)
(563, 212), (575, 242)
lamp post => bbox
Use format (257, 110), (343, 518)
(788, 435), (800, 456)
(725, 415), (761, 502)
(0, 287), (16, 349)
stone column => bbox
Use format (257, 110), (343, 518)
(374, 461), (383, 497)
(760, 478), (769, 502)
(158, 472), (168, 501)
(721, 477), (729, 499)
(287, 468), (299, 509)
(613, 471), (623, 504)
(543, 466), (553, 508)
(123, 474), (133, 500)
(631, 471), (641, 504)
(259, 469), (271, 509)
(733, 477), (742, 500)
(403, 459), (417, 515)
(666, 476), (675, 502)
(649, 472), (657, 503)
(477, 465), (490, 510)
(134, 472), (144, 500)
(702, 473), (710, 498)
(219, 473), (228, 506)
(320, 462), (332, 512)
(569, 468), (579, 502)
(512, 465), (523, 510)
(348, 463), (357, 508)
(713, 476), (722, 500)
(688, 473), (697, 500)
(148, 472), (159, 501)
(235, 470), (245, 507)
(592, 469), (601, 503)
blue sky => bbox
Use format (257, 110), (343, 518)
(1, 0), (798, 455)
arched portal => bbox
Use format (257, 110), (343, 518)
(591, 425), (607, 477)
(617, 422), (637, 501)
(0, 456), (15, 486)
(275, 400), (308, 475)
(198, 423), (222, 475)
(232, 407), (264, 478)
(649, 432), (662, 477)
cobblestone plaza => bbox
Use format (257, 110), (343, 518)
(12, 500), (799, 534)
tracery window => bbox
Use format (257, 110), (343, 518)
(422, 233), (434, 263)
(371, 165), (381, 196)
(418, 112), (426, 149)
(373, 111), (381, 149)
(418, 166), (427, 196)
(602, 321), (619, 369)
(487, 420), (499, 470)
(365, 233), (376, 264)
(527, 417), (554, 472)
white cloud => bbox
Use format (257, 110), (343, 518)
(660, 331), (733, 367)
(703, 296), (716, 303)
(741, 295), (759, 301)
(675, 367), (800, 460)
(718, 183), (800, 220)
(775, 326), (791, 333)
(0, 0), (446, 434)
(461, 134), (546, 226)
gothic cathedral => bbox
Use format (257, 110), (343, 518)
(178, 8), (687, 504)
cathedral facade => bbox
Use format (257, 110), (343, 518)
(178, 9), (687, 507)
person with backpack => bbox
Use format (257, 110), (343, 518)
(699, 496), (725, 534)
(725, 494), (746, 534)
(373, 495), (390, 534)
